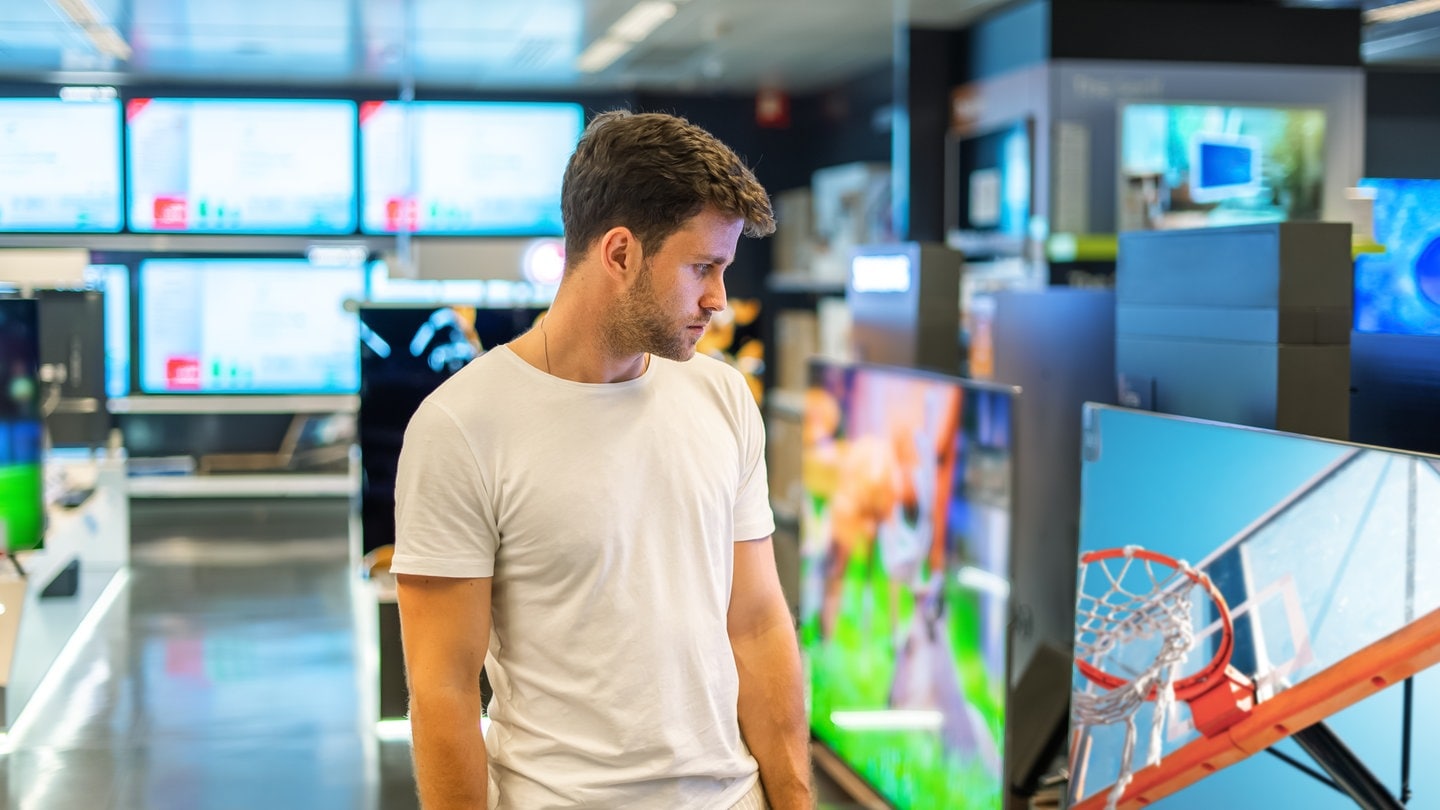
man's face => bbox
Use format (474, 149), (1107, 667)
(606, 207), (744, 362)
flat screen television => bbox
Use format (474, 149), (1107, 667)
(357, 305), (544, 555)
(138, 259), (364, 394)
(945, 119), (1032, 259)
(800, 360), (1015, 808)
(1118, 103), (1326, 232)
(1355, 178), (1440, 337)
(0, 97), (123, 232)
(1069, 404), (1440, 808)
(359, 101), (583, 235)
(94, 264), (131, 399)
(0, 299), (44, 552)
(126, 98), (358, 233)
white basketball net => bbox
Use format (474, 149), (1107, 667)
(1073, 546), (1201, 810)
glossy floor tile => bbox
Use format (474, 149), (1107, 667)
(3, 497), (861, 810)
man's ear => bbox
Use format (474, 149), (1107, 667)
(598, 226), (642, 283)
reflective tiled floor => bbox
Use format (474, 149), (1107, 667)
(4, 497), (860, 810)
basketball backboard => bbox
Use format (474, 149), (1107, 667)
(1068, 405), (1440, 809)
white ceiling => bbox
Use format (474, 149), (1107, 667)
(0, 0), (1013, 93)
(0, 0), (1429, 94)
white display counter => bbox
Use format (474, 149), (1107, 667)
(1, 454), (129, 734)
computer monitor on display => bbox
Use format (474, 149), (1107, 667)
(1118, 103), (1326, 232)
(945, 119), (1032, 259)
(800, 359), (1017, 808)
(137, 259), (364, 395)
(0, 299), (44, 553)
(126, 98), (358, 234)
(1188, 133), (1262, 203)
(359, 101), (583, 236)
(846, 243), (962, 373)
(0, 97), (123, 233)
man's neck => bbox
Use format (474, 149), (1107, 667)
(514, 290), (649, 384)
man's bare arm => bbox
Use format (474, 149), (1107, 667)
(397, 574), (493, 809)
(729, 538), (813, 810)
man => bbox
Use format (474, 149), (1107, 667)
(391, 110), (812, 810)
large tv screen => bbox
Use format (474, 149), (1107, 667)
(0, 97), (122, 232)
(94, 264), (131, 399)
(127, 99), (358, 233)
(0, 299), (44, 552)
(1355, 178), (1440, 337)
(357, 305), (543, 555)
(138, 259), (364, 394)
(360, 101), (582, 235)
(1118, 103), (1326, 232)
(800, 360), (1014, 808)
(1069, 405), (1440, 808)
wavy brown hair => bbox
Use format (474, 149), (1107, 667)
(561, 110), (775, 270)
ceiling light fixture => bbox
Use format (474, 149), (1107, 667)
(1364, 0), (1440, 24)
(575, 0), (679, 74)
(610, 1), (679, 43)
(46, 0), (132, 61)
(576, 36), (632, 73)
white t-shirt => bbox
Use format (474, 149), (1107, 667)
(391, 345), (776, 810)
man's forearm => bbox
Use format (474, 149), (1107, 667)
(734, 620), (813, 810)
(410, 685), (489, 809)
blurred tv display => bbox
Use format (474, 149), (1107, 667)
(138, 259), (364, 394)
(1119, 104), (1326, 232)
(0, 97), (123, 232)
(0, 299), (44, 552)
(357, 305), (543, 554)
(360, 101), (582, 235)
(1355, 178), (1440, 336)
(800, 360), (1013, 808)
(947, 119), (1032, 259)
(127, 98), (358, 233)
(94, 264), (131, 398)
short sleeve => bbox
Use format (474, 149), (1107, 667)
(733, 386), (776, 543)
(390, 398), (499, 577)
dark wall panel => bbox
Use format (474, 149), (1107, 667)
(1366, 70), (1440, 179)
(1050, 0), (1361, 67)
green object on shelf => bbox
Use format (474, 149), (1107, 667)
(1047, 233), (1118, 262)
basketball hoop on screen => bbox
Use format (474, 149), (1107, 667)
(1072, 546), (1257, 810)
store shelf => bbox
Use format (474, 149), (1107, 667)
(767, 273), (847, 295)
(111, 394), (359, 415)
(127, 473), (354, 499)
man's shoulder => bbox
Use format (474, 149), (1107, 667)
(427, 346), (523, 399)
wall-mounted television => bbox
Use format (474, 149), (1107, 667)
(800, 359), (1015, 808)
(94, 264), (131, 399)
(1118, 103), (1326, 232)
(359, 101), (583, 235)
(126, 98), (358, 234)
(1355, 178), (1440, 337)
(138, 259), (364, 394)
(0, 299), (44, 552)
(357, 305), (544, 555)
(945, 119), (1032, 259)
(0, 97), (122, 232)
